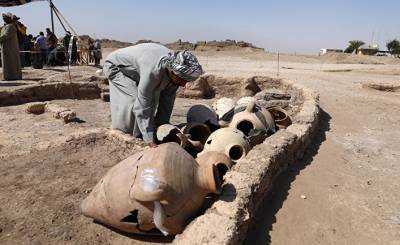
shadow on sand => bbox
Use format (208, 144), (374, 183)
(244, 108), (331, 245)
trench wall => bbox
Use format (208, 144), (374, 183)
(173, 79), (320, 244)
(0, 82), (101, 106)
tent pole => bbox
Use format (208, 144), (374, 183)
(50, 0), (55, 33)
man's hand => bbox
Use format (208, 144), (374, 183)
(148, 142), (158, 148)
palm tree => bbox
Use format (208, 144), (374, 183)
(344, 40), (365, 54)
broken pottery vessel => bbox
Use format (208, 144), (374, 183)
(267, 107), (292, 129)
(181, 122), (211, 146)
(196, 151), (233, 181)
(156, 124), (188, 148)
(230, 101), (276, 145)
(156, 124), (206, 152)
(81, 143), (221, 236)
(200, 127), (251, 162)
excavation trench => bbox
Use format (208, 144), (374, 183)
(0, 74), (312, 245)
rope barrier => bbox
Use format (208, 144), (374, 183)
(18, 49), (100, 53)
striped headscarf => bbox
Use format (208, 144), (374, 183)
(164, 50), (203, 82)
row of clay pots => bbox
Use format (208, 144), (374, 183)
(82, 98), (292, 237)
(82, 143), (231, 236)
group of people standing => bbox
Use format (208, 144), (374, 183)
(0, 11), (102, 81)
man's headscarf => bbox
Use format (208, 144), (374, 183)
(2, 12), (13, 18)
(164, 50), (203, 82)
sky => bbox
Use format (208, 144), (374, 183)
(2, 0), (400, 54)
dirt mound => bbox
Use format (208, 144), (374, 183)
(166, 39), (264, 52)
(362, 81), (400, 92)
(318, 53), (400, 65)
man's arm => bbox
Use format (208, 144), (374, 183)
(133, 69), (160, 143)
(154, 83), (178, 127)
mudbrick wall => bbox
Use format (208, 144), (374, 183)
(173, 79), (320, 244)
(0, 82), (101, 106)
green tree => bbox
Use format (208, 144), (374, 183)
(386, 39), (400, 52)
(344, 40), (365, 54)
(386, 39), (400, 57)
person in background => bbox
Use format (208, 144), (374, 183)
(93, 39), (102, 66)
(47, 44), (66, 66)
(45, 27), (57, 59)
(0, 12), (22, 80)
(88, 38), (94, 64)
(63, 31), (71, 60)
(70, 35), (78, 64)
(13, 15), (25, 67)
(24, 34), (33, 67)
(103, 43), (203, 147)
(35, 31), (47, 66)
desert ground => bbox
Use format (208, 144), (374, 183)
(1, 50), (400, 245)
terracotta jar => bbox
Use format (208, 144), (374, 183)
(199, 127), (251, 162)
(181, 122), (211, 145)
(81, 143), (221, 236)
(268, 107), (292, 129)
(230, 101), (276, 145)
(196, 151), (233, 181)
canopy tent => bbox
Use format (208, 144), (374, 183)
(1, 0), (78, 36)
(0, 0), (44, 7)
(1, 0), (89, 67)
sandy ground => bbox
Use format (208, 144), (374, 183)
(1, 51), (400, 245)
(194, 52), (400, 245)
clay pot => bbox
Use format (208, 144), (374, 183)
(181, 122), (211, 145)
(200, 128), (251, 162)
(212, 97), (237, 120)
(156, 124), (188, 147)
(187, 104), (219, 128)
(230, 101), (276, 146)
(81, 143), (221, 236)
(196, 152), (233, 181)
(268, 107), (292, 129)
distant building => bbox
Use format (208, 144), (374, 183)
(357, 44), (379, 55)
(319, 48), (343, 56)
(375, 50), (391, 57)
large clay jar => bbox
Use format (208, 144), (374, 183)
(230, 101), (276, 145)
(196, 151), (233, 181)
(199, 128), (251, 162)
(81, 143), (221, 236)
(267, 107), (292, 129)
